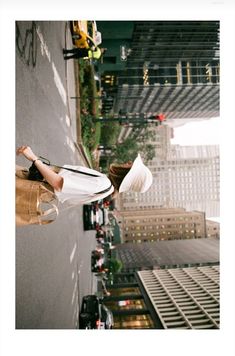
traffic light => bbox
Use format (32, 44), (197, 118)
(147, 114), (166, 122)
(155, 114), (166, 122)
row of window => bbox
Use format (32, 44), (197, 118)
(124, 235), (203, 242)
(124, 231), (201, 238)
(125, 224), (201, 230)
(125, 216), (202, 224)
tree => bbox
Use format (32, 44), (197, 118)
(110, 125), (156, 163)
(111, 136), (139, 163)
(100, 121), (121, 147)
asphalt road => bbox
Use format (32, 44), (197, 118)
(15, 21), (97, 329)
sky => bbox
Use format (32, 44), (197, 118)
(170, 116), (221, 145)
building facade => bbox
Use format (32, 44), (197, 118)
(170, 144), (219, 159)
(117, 207), (206, 243)
(206, 219), (220, 238)
(103, 264), (219, 329)
(118, 147), (220, 218)
(136, 265), (219, 329)
(98, 21), (220, 119)
(103, 237), (219, 329)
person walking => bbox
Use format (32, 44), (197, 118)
(16, 146), (153, 225)
(63, 46), (106, 60)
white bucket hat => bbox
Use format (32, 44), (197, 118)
(119, 154), (153, 193)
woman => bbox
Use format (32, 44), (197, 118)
(16, 146), (153, 223)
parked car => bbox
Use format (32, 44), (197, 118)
(83, 201), (111, 230)
(83, 203), (99, 230)
(83, 202), (105, 230)
(79, 295), (114, 329)
(71, 20), (102, 49)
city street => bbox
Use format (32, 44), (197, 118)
(15, 21), (96, 329)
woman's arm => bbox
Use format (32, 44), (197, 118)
(16, 146), (64, 192)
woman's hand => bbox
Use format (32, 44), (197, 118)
(16, 146), (38, 162)
(16, 145), (64, 192)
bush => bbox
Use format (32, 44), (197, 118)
(100, 121), (121, 147)
(79, 61), (102, 155)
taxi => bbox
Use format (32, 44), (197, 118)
(71, 20), (102, 49)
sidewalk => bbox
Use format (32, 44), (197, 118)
(64, 23), (97, 297)
(64, 22), (92, 168)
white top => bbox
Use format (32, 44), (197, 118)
(55, 165), (114, 205)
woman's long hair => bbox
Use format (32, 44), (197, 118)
(108, 163), (132, 191)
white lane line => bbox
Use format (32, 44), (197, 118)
(52, 61), (67, 106)
(70, 242), (77, 264)
(65, 115), (71, 127)
(71, 279), (78, 305)
(71, 271), (75, 280)
(72, 304), (79, 326)
(36, 26), (51, 62)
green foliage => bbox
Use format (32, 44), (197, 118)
(107, 258), (123, 273)
(110, 126), (156, 164)
(100, 121), (121, 146)
(78, 61), (156, 168)
(79, 61), (101, 154)
(111, 136), (139, 163)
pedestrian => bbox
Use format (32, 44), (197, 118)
(63, 46), (106, 60)
(16, 146), (153, 226)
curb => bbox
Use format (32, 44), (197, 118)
(74, 142), (92, 168)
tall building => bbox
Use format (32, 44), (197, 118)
(103, 265), (219, 329)
(103, 246), (219, 329)
(118, 147), (220, 218)
(170, 144), (219, 159)
(136, 265), (219, 329)
(117, 207), (206, 243)
(98, 21), (220, 119)
(115, 237), (219, 271)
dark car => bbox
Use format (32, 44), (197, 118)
(79, 295), (114, 329)
(83, 202), (99, 230)
(83, 201), (110, 231)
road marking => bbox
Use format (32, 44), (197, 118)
(65, 115), (71, 127)
(52, 61), (67, 106)
(66, 136), (75, 153)
(36, 26), (51, 62)
(71, 271), (75, 280)
(72, 304), (79, 326)
(36, 25), (67, 107)
(71, 279), (78, 305)
(70, 242), (77, 264)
